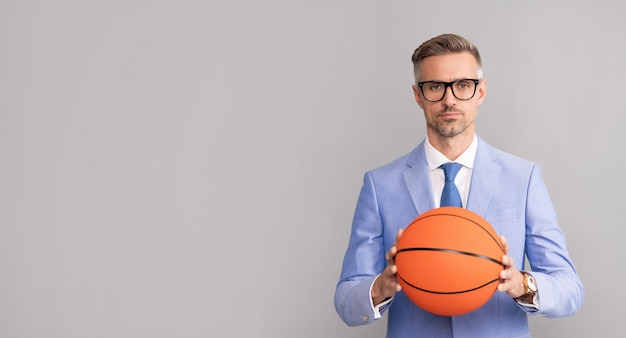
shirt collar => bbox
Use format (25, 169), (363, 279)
(425, 134), (478, 171)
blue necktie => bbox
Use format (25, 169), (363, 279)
(440, 162), (463, 208)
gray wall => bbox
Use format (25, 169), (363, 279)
(1, 1), (623, 337)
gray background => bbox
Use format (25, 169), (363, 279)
(0, 1), (623, 337)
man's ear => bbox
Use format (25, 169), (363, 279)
(412, 85), (424, 109)
(476, 79), (487, 106)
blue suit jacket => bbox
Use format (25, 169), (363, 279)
(335, 137), (584, 338)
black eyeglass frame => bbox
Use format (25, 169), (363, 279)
(416, 79), (481, 102)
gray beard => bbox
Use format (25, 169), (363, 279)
(430, 106), (468, 138)
(431, 120), (467, 138)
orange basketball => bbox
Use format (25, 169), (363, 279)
(395, 207), (504, 316)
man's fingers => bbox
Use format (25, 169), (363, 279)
(500, 235), (509, 254)
(394, 228), (404, 245)
(383, 265), (401, 292)
(386, 246), (398, 264)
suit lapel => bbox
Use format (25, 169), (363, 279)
(402, 137), (501, 217)
(466, 137), (501, 218)
(402, 141), (436, 215)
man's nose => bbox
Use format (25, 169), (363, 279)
(441, 85), (456, 104)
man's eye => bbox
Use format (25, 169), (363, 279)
(455, 80), (471, 89)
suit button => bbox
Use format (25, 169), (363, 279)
(361, 315), (369, 322)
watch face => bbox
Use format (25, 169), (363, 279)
(527, 275), (537, 292)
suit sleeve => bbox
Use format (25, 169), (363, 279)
(524, 164), (585, 317)
(334, 172), (388, 326)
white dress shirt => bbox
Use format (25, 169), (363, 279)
(424, 134), (477, 208)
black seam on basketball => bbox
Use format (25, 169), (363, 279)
(397, 273), (500, 295)
(410, 212), (505, 252)
(397, 247), (503, 266)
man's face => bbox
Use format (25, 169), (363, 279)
(412, 52), (486, 139)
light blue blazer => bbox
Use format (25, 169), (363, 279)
(335, 137), (584, 338)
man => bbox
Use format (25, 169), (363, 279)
(334, 34), (584, 337)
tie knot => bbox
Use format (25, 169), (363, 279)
(441, 162), (462, 182)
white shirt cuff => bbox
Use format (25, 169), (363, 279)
(515, 293), (539, 312)
(370, 274), (394, 319)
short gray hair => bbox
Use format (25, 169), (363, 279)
(411, 34), (483, 81)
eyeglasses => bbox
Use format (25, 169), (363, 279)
(416, 79), (481, 102)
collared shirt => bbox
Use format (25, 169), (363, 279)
(424, 134), (478, 208)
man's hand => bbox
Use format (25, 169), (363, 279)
(497, 235), (526, 299)
(371, 229), (404, 305)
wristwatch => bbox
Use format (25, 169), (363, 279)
(521, 272), (538, 294)
(515, 272), (537, 303)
